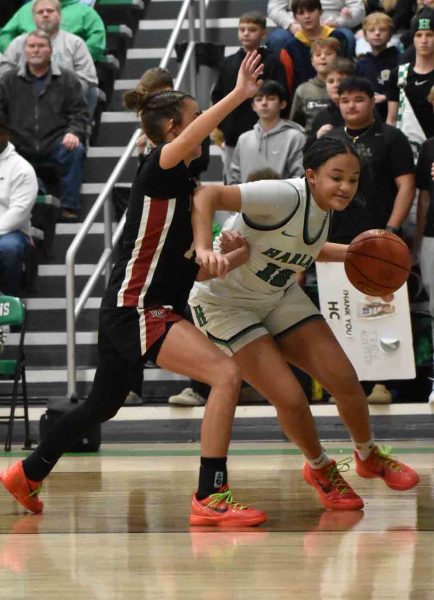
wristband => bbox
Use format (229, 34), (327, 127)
(385, 225), (401, 236)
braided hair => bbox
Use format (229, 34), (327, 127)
(123, 88), (193, 145)
(303, 136), (360, 171)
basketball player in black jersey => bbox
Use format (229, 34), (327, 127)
(0, 51), (268, 528)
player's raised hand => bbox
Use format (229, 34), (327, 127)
(234, 50), (264, 100)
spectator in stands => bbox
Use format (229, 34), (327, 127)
(279, 0), (349, 96)
(0, 0), (106, 62)
(393, 0), (433, 48)
(356, 13), (400, 121)
(211, 10), (288, 181)
(355, 10), (402, 57)
(305, 56), (355, 145)
(415, 85), (434, 403)
(0, 119), (38, 296)
(229, 80), (305, 184)
(330, 76), (415, 403)
(267, 0), (365, 56)
(330, 76), (415, 240)
(0, 31), (89, 222)
(387, 9), (434, 160)
(288, 38), (341, 131)
(0, 0), (99, 119)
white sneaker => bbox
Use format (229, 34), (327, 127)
(428, 382), (434, 405)
(168, 387), (206, 406)
(366, 384), (392, 404)
(124, 391), (143, 405)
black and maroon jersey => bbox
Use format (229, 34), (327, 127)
(102, 145), (199, 314)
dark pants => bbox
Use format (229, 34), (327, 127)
(28, 142), (86, 212)
(0, 230), (29, 296)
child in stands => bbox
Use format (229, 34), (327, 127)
(211, 10), (288, 181)
(229, 80), (305, 184)
(305, 57), (355, 146)
(356, 12), (400, 120)
(279, 0), (347, 97)
(289, 37), (341, 132)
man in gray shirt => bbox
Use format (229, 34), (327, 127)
(0, 0), (98, 118)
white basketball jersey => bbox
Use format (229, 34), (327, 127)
(191, 178), (330, 307)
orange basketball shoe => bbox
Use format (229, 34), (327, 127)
(354, 446), (420, 490)
(302, 458), (364, 511)
(190, 486), (267, 527)
(0, 461), (43, 513)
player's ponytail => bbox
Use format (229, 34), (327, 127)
(303, 136), (360, 171)
(123, 88), (192, 145)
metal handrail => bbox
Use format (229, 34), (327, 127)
(65, 0), (207, 397)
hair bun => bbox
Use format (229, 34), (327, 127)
(123, 88), (187, 114)
(123, 88), (156, 113)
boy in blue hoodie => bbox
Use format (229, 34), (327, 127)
(357, 12), (399, 121)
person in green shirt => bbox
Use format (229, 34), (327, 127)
(0, 0), (105, 62)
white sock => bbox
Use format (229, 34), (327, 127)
(354, 439), (375, 461)
(307, 450), (332, 470)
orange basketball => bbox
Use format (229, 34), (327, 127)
(344, 229), (411, 296)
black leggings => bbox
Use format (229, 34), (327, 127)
(37, 341), (140, 464)
(25, 308), (172, 479)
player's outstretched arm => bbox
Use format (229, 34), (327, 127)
(160, 51), (263, 169)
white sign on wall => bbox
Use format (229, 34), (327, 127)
(316, 262), (415, 380)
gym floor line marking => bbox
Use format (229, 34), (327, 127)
(2, 446), (434, 458)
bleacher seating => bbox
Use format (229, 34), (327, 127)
(0, 0), (431, 412)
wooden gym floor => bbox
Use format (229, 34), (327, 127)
(0, 441), (433, 599)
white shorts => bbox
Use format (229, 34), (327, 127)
(189, 283), (322, 356)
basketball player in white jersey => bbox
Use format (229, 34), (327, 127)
(190, 136), (420, 511)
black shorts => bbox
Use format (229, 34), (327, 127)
(99, 306), (183, 364)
